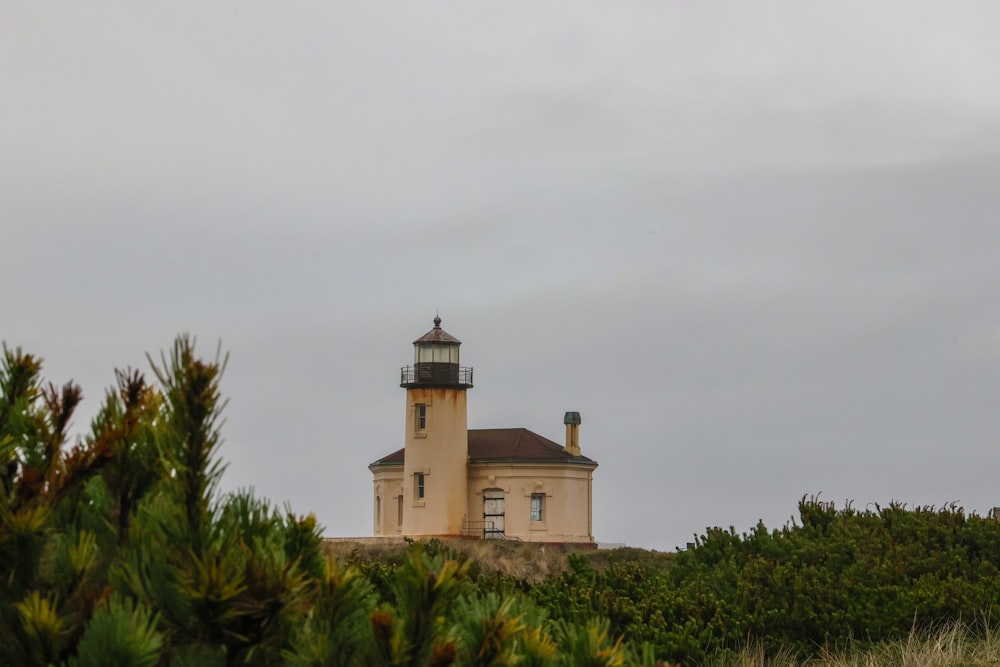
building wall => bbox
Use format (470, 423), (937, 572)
(466, 462), (596, 543)
(371, 466), (403, 536)
(400, 387), (469, 537)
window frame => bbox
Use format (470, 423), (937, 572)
(530, 493), (544, 522)
(415, 403), (427, 432)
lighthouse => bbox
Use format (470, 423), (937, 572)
(398, 316), (473, 537)
(370, 317), (597, 543)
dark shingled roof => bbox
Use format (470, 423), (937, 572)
(413, 318), (461, 345)
(469, 428), (595, 463)
(369, 428), (597, 467)
(372, 447), (405, 465)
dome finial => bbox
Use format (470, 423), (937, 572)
(433, 311), (441, 327)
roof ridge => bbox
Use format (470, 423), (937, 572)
(370, 427), (598, 467)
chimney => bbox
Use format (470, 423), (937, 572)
(563, 411), (581, 456)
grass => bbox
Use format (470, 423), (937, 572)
(322, 537), (675, 583)
(704, 621), (1000, 667)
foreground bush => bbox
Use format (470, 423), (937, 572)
(531, 497), (1000, 663)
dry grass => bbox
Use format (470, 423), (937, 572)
(323, 538), (411, 566)
(704, 621), (1000, 667)
(322, 537), (674, 583)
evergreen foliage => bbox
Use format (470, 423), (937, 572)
(530, 496), (1000, 663)
(69, 596), (162, 667)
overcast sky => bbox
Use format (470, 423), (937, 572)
(4, 3), (1000, 550)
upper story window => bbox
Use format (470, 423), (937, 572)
(416, 472), (425, 499)
(415, 403), (427, 431)
(530, 493), (544, 522)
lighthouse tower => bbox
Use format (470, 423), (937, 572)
(399, 316), (473, 537)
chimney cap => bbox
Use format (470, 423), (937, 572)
(563, 411), (581, 425)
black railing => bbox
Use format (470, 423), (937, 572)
(460, 519), (495, 539)
(400, 365), (473, 387)
(460, 518), (520, 541)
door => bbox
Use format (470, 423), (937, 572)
(483, 490), (505, 539)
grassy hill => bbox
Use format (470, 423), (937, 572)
(324, 537), (676, 583)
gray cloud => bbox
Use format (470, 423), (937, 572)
(3, 2), (1000, 549)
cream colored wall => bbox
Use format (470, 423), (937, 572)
(370, 466), (403, 536)
(401, 388), (469, 537)
(466, 462), (596, 543)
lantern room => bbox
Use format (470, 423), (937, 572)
(400, 316), (474, 388)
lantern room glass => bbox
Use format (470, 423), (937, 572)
(415, 344), (458, 365)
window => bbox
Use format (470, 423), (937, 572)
(415, 473), (425, 499)
(530, 493), (544, 522)
(415, 403), (427, 431)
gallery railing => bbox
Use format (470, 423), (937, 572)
(400, 365), (473, 387)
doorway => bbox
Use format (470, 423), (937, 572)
(483, 489), (505, 539)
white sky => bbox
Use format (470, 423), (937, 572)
(4, 2), (1000, 550)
